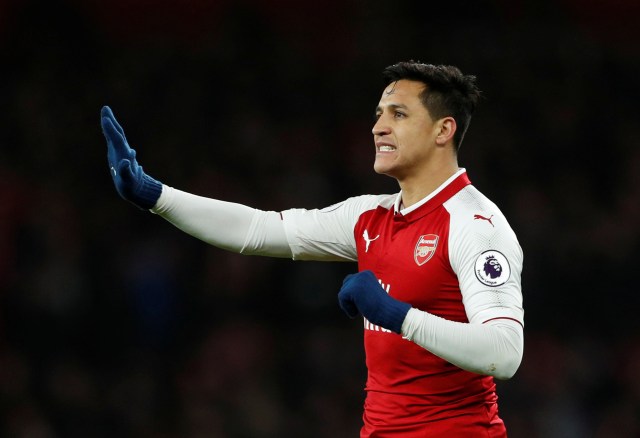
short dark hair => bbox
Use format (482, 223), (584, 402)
(382, 61), (481, 150)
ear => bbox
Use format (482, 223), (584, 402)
(435, 117), (457, 146)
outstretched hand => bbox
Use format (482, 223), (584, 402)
(101, 106), (163, 210)
(338, 270), (411, 334)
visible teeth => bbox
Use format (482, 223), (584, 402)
(379, 146), (395, 152)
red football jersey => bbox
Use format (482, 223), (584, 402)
(282, 169), (523, 436)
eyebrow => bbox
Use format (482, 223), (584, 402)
(375, 103), (409, 114)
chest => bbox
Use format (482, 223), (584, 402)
(355, 206), (462, 315)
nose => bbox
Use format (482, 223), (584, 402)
(372, 116), (391, 136)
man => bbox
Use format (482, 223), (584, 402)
(101, 61), (524, 437)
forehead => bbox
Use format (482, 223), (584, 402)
(378, 79), (426, 106)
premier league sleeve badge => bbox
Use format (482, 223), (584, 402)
(474, 250), (511, 287)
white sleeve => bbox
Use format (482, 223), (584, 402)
(151, 185), (292, 258)
(447, 187), (524, 325)
(280, 194), (395, 262)
(401, 310), (523, 379)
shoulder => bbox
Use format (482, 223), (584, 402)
(445, 186), (523, 297)
(444, 185), (522, 269)
(318, 193), (397, 215)
(281, 193), (397, 233)
(445, 184), (499, 216)
(444, 185), (515, 237)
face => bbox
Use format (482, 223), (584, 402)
(372, 79), (440, 180)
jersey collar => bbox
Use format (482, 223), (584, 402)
(394, 168), (471, 219)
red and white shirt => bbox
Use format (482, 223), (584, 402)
(281, 169), (524, 432)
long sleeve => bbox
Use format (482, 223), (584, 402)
(401, 310), (523, 380)
(151, 185), (292, 258)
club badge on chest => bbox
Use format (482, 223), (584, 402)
(414, 234), (439, 266)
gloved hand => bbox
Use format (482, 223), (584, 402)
(101, 106), (163, 210)
(338, 270), (411, 334)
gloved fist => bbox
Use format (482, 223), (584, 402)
(101, 106), (163, 210)
(338, 270), (411, 334)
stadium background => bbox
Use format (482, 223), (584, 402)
(1, 0), (639, 436)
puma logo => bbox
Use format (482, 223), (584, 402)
(363, 229), (380, 253)
(473, 214), (494, 227)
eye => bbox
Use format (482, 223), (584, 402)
(394, 111), (406, 119)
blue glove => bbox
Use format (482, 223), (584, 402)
(101, 106), (163, 210)
(338, 270), (411, 334)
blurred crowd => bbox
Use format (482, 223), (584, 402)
(0, 0), (639, 437)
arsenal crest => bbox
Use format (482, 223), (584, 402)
(414, 234), (439, 266)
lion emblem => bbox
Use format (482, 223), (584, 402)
(483, 255), (502, 279)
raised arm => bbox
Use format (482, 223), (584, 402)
(100, 106), (292, 258)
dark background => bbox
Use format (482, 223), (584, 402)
(1, 0), (639, 436)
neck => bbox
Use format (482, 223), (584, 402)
(398, 160), (459, 209)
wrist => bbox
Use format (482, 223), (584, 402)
(384, 300), (412, 334)
(135, 174), (163, 210)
